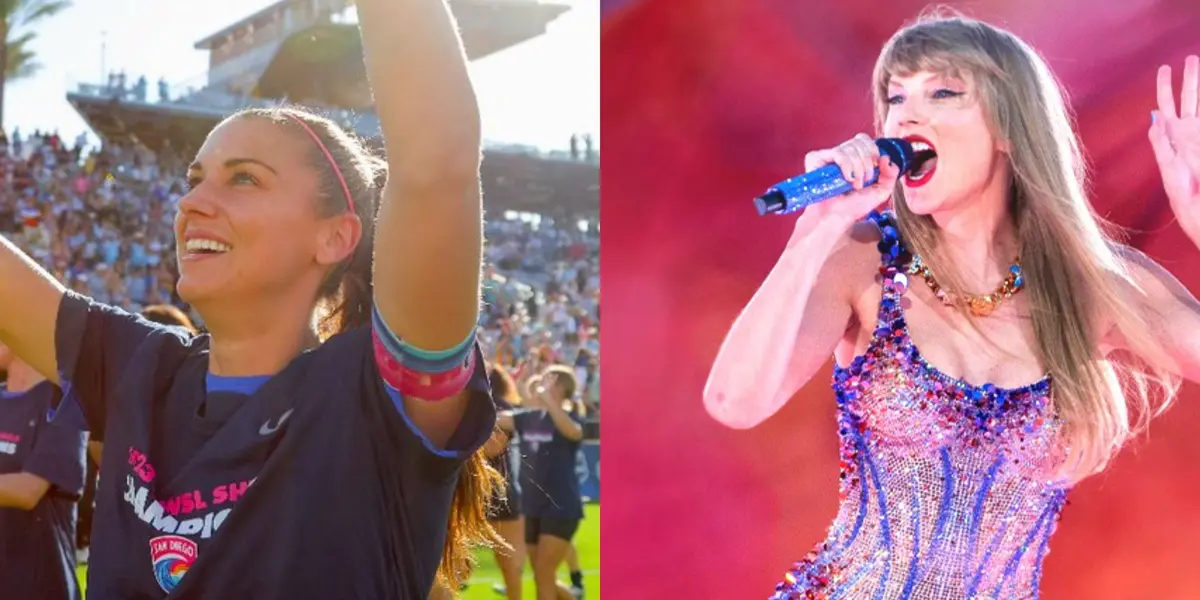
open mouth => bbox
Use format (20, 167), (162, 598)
(904, 136), (938, 187)
(182, 238), (232, 260)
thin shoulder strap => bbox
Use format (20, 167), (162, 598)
(865, 210), (912, 334)
(865, 210), (907, 269)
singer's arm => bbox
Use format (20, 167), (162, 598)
(1104, 247), (1200, 382)
(703, 218), (877, 428)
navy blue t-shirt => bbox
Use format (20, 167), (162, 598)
(512, 409), (583, 521)
(0, 381), (87, 600)
(489, 396), (520, 500)
(53, 290), (496, 599)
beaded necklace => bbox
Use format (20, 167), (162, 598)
(907, 254), (1025, 317)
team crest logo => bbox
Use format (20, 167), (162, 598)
(149, 535), (197, 593)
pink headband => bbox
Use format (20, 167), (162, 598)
(286, 114), (355, 213)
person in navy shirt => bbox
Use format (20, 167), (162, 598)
(0, 342), (87, 600)
(498, 366), (585, 600)
(484, 364), (527, 600)
(0, 0), (501, 597)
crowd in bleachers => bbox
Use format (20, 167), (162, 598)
(0, 130), (186, 311)
(481, 214), (600, 413)
(0, 128), (600, 410)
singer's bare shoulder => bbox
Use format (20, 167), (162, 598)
(845, 218), (887, 250)
(818, 219), (892, 355)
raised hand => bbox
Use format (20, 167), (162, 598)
(1149, 55), (1200, 238)
(799, 133), (902, 227)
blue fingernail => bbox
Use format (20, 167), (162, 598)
(1152, 111), (1157, 124)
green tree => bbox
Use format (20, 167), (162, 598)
(0, 0), (72, 131)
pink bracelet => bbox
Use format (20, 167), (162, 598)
(372, 329), (475, 400)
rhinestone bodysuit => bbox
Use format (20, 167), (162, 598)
(770, 211), (1071, 600)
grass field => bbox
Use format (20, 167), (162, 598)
(77, 503), (600, 599)
(460, 503), (600, 600)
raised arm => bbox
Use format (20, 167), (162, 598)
(1138, 55), (1200, 381)
(542, 397), (584, 442)
(1107, 248), (1200, 381)
(537, 373), (584, 441)
(0, 236), (67, 383)
(704, 135), (899, 429)
(363, 0), (482, 348)
(359, 0), (484, 446)
(703, 217), (875, 428)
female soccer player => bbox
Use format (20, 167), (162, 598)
(0, 0), (500, 597)
(0, 342), (86, 600)
(485, 364), (527, 600)
(499, 366), (585, 600)
(705, 11), (1200, 599)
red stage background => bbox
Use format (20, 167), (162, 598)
(602, 0), (1200, 598)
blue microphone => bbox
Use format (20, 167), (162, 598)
(754, 138), (916, 216)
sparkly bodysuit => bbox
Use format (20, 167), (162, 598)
(770, 212), (1071, 600)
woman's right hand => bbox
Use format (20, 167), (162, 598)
(709, 133), (894, 428)
(795, 133), (902, 228)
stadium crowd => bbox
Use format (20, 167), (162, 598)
(0, 128), (600, 406)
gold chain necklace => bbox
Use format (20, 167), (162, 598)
(906, 255), (1025, 317)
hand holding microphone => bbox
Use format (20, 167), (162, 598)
(755, 134), (913, 224)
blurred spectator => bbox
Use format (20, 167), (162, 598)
(479, 213), (600, 413)
(134, 76), (147, 103)
(0, 130), (192, 318)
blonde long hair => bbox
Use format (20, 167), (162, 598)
(872, 9), (1179, 478)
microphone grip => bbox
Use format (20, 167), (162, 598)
(754, 163), (881, 216)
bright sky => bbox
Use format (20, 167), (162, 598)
(6, 0), (598, 151)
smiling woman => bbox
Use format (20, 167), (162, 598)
(0, 0), (504, 598)
(175, 115), (372, 331)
